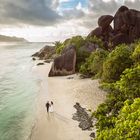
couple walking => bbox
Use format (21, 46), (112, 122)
(46, 101), (54, 113)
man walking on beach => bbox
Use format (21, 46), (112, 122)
(46, 101), (50, 113)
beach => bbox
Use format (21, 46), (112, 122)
(31, 63), (106, 140)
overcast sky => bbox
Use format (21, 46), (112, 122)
(0, 0), (140, 42)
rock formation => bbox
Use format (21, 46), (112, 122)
(48, 45), (76, 76)
(72, 103), (93, 130)
(88, 6), (140, 48)
(32, 45), (56, 60)
(33, 6), (140, 77)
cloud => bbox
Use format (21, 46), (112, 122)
(0, 0), (61, 26)
(0, 0), (140, 42)
(124, 0), (140, 10)
(78, 0), (140, 29)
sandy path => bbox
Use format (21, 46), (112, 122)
(31, 64), (106, 140)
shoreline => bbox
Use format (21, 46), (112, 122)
(30, 63), (106, 140)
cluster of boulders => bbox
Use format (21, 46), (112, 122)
(88, 6), (140, 48)
(72, 103), (93, 130)
(32, 45), (56, 60)
(32, 6), (140, 76)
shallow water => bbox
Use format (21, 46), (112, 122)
(0, 42), (46, 140)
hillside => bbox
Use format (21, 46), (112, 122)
(0, 35), (27, 42)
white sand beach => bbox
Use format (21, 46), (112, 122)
(31, 63), (106, 140)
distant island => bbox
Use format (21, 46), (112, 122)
(0, 35), (27, 42)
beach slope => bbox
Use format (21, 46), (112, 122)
(31, 64), (106, 140)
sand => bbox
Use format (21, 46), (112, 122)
(31, 63), (106, 140)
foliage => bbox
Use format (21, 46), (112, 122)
(102, 44), (133, 83)
(68, 36), (87, 71)
(80, 49), (109, 78)
(55, 36), (85, 55)
(114, 65), (140, 99)
(68, 36), (85, 50)
(93, 64), (140, 140)
(54, 41), (64, 54)
(86, 36), (104, 49)
(95, 98), (140, 140)
(131, 41), (140, 65)
(54, 35), (105, 71)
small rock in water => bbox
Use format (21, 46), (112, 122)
(37, 63), (44, 66)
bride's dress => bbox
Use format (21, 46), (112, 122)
(49, 105), (54, 113)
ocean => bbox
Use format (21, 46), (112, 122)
(0, 42), (46, 140)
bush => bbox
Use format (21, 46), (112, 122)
(95, 98), (140, 140)
(54, 35), (105, 71)
(131, 41), (140, 65)
(102, 44), (133, 83)
(54, 41), (63, 54)
(94, 64), (140, 139)
(115, 65), (140, 99)
(86, 36), (104, 49)
(80, 49), (109, 77)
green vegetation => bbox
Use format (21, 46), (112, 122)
(96, 98), (140, 140)
(131, 42), (140, 65)
(54, 41), (63, 54)
(102, 44), (133, 83)
(80, 49), (109, 78)
(91, 41), (140, 140)
(54, 36), (140, 140)
(55, 35), (104, 71)
(85, 36), (104, 49)
(93, 64), (140, 140)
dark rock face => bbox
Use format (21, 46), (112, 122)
(88, 27), (102, 38)
(32, 58), (36, 61)
(32, 45), (56, 60)
(72, 103), (93, 130)
(114, 6), (129, 32)
(111, 33), (129, 47)
(127, 9), (140, 42)
(80, 42), (99, 54)
(90, 132), (95, 138)
(88, 6), (140, 48)
(37, 63), (44, 66)
(44, 59), (52, 63)
(48, 45), (76, 76)
(98, 15), (114, 29)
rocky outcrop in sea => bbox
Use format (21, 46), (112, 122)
(32, 45), (56, 60)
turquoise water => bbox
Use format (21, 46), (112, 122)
(0, 42), (46, 140)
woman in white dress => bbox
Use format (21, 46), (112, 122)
(49, 101), (54, 113)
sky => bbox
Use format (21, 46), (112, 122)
(0, 0), (140, 42)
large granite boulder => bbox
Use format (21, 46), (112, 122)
(88, 27), (102, 38)
(48, 45), (76, 76)
(113, 6), (140, 45)
(111, 33), (129, 47)
(32, 45), (56, 60)
(98, 15), (114, 29)
(127, 9), (140, 42)
(79, 42), (99, 53)
(114, 6), (129, 32)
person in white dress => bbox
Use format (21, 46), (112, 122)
(49, 101), (54, 113)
